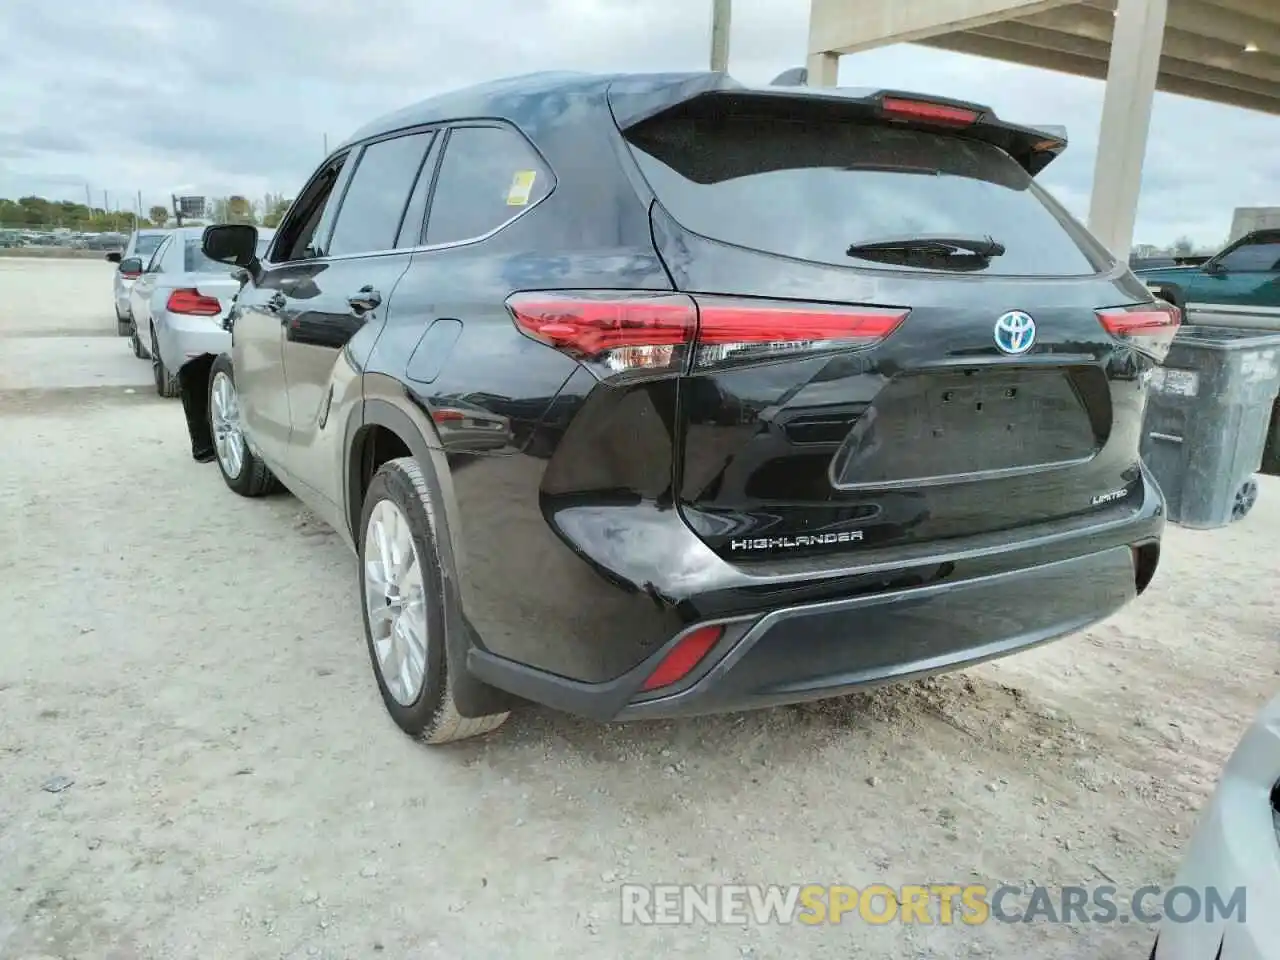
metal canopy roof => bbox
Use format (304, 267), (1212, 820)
(808, 0), (1280, 116)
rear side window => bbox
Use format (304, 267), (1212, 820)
(134, 234), (165, 258)
(1218, 237), (1280, 273)
(328, 132), (433, 256)
(626, 114), (1108, 277)
(424, 125), (550, 246)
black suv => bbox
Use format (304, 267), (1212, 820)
(192, 71), (1170, 744)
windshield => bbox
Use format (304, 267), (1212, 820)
(626, 114), (1111, 277)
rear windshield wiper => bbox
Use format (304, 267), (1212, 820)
(846, 234), (1007, 261)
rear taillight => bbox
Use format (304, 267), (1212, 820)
(880, 96), (980, 127)
(507, 292), (908, 379)
(166, 288), (222, 317)
(431, 408), (466, 423)
(121, 270), (141, 279)
(1096, 301), (1180, 362)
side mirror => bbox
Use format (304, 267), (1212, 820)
(1204, 260), (1226, 276)
(202, 223), (259, 268)
(119, 257), (144, 276)
(105, 251), (122, 264)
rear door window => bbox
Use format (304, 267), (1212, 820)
(1217, 236), (1280, 273)
(625, 114), (1108, 277)
(327, 132), (434, 257)
(134, 234), (166, 258)
(424, 125), (551, 246)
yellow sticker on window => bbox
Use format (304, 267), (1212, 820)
(506, 170), (537, 206)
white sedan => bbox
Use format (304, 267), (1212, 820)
(128, 226), (274, 397)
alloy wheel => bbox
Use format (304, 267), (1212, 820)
(363, 499), (429, 706)
(210, 371), (245, 479)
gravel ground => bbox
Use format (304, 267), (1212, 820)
(1, 258), (1276, 960)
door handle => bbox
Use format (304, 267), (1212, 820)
(348, 286), (382, 314)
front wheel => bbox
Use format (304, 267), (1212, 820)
(208, 354), (279, 497)
(359, 457), (508, 744)
(115, 304), (130, 337)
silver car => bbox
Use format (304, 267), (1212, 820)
(1153, 693), (1280, 959)
(129, 227), (275, 397)
(106, 229), (168, 335)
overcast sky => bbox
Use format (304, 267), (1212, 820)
(1, 0), (1274, 247)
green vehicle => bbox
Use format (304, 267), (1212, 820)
(1135, 229), (1280, 472)
(1134, 229), (1280, 331)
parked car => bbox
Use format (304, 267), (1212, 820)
(1136, 230), (1280, 472)
(194, 71), (1170, 744)
(1151, 693), (1280, 960)
(1135, 230), (1280, 332)
(128, 226), (274, 396)
(106, 229), (169, 335)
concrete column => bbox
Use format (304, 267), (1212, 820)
(1086, 0), (1168, 262)
(806, 51), (840, 86)
(711, 0), (732, 72)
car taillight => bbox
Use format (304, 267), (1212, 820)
(507, 292), (908, 379)
(880, 96), (980, 127)
(166, 288), (222, 317)
(121, 270), (141, 279)
(1096, 302), (1180, 363)
(431, 408), (466, 423)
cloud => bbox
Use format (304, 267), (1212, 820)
(0, 0), (1272, 246)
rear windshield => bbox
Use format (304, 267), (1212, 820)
(625, 114), (1110, 277)
(184, 235), (272, 273)
(134, 234), (166, 257)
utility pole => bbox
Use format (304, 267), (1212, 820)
(710, 0), (731, 72)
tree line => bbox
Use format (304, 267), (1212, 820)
(1, 194), (294, 232)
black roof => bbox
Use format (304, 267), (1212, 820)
(337, 71), (1068, 175)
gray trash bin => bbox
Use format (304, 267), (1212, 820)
(1141, 326), (1280, 529)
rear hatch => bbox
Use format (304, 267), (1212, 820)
(613, 84), (1170, 561)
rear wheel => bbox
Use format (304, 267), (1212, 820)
(130, 322), (148, 359)
(150, 326), (179, 398)
(208, 354), (278, 497)
(359, 457), (508, 744)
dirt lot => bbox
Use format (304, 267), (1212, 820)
(1, 257), (1276, 960)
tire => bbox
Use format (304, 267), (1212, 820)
(131, 322), (148, 360)
(150, 325), (180, 398)
(207, 354), (279, 497)
(115, 305), (131, 337)
(358, 456), (508, 744)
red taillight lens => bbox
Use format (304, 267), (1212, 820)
(1097, 301), (1181, 362)
(431, 408), (466, 423)
(166, 288), (222, 317)
(121, 270), (141, 279)
(880, 96), (980, 127)
(694, 298), (908, 369)
(640, 625), (725, 693)
(507, 292), (908, 378)
(506, 292), (695, 376)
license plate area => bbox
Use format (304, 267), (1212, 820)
(830, 367), (1103, 489)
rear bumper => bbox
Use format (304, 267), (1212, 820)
(468, 531), (1155, 722)
(156, 314), (229, 375)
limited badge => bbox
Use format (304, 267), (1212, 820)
(506, 170), (537, 206)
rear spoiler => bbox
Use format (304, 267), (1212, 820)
(608, 72), (1067, 177)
